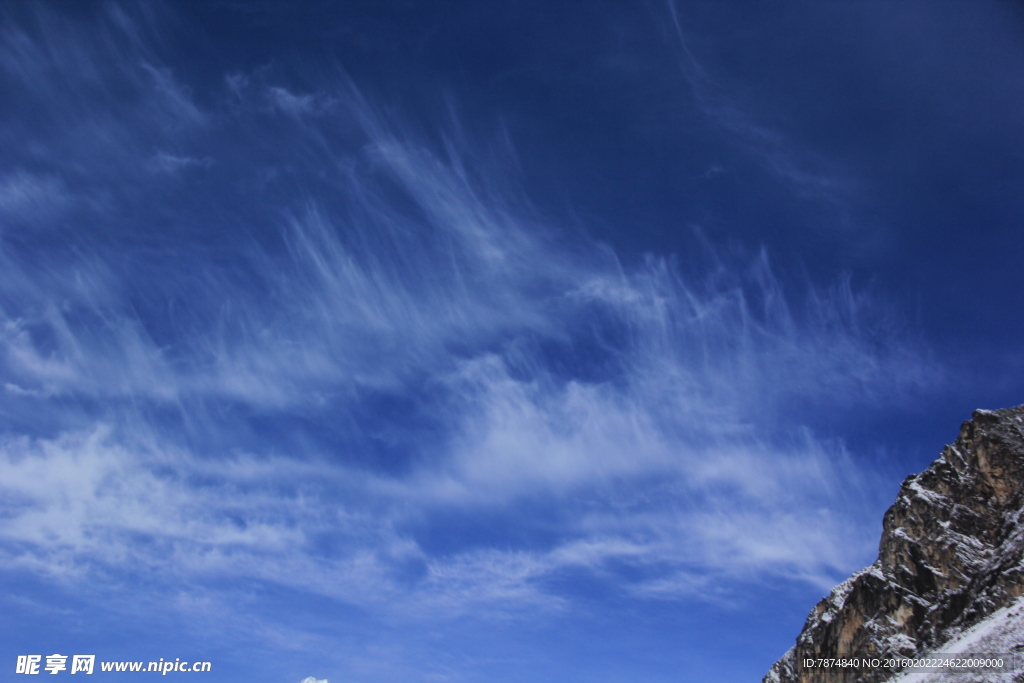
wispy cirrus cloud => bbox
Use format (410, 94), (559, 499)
(664, 1), (855, 212)
(0, 124), (925, 612)
(0, 169), (69, 223)
(148, 151), (213, 174)
(0, 2), (207, 218)
(0, 3), (938, 654)
(267, 86), (336, 117)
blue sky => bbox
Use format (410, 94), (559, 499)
(1, 2), (1022, 681)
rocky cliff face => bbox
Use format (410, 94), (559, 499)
(764, 406), (1024, 683)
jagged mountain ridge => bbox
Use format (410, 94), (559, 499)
(765, 405), (1024, 683)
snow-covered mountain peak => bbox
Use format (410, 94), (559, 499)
(765, 406), (1024, 683)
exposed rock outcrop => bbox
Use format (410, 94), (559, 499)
(764, 406), (1024, 683)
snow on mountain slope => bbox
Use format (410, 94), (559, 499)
(886, 593), (1024, 682)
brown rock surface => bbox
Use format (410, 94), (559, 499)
(764, 405), (1024, 683)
